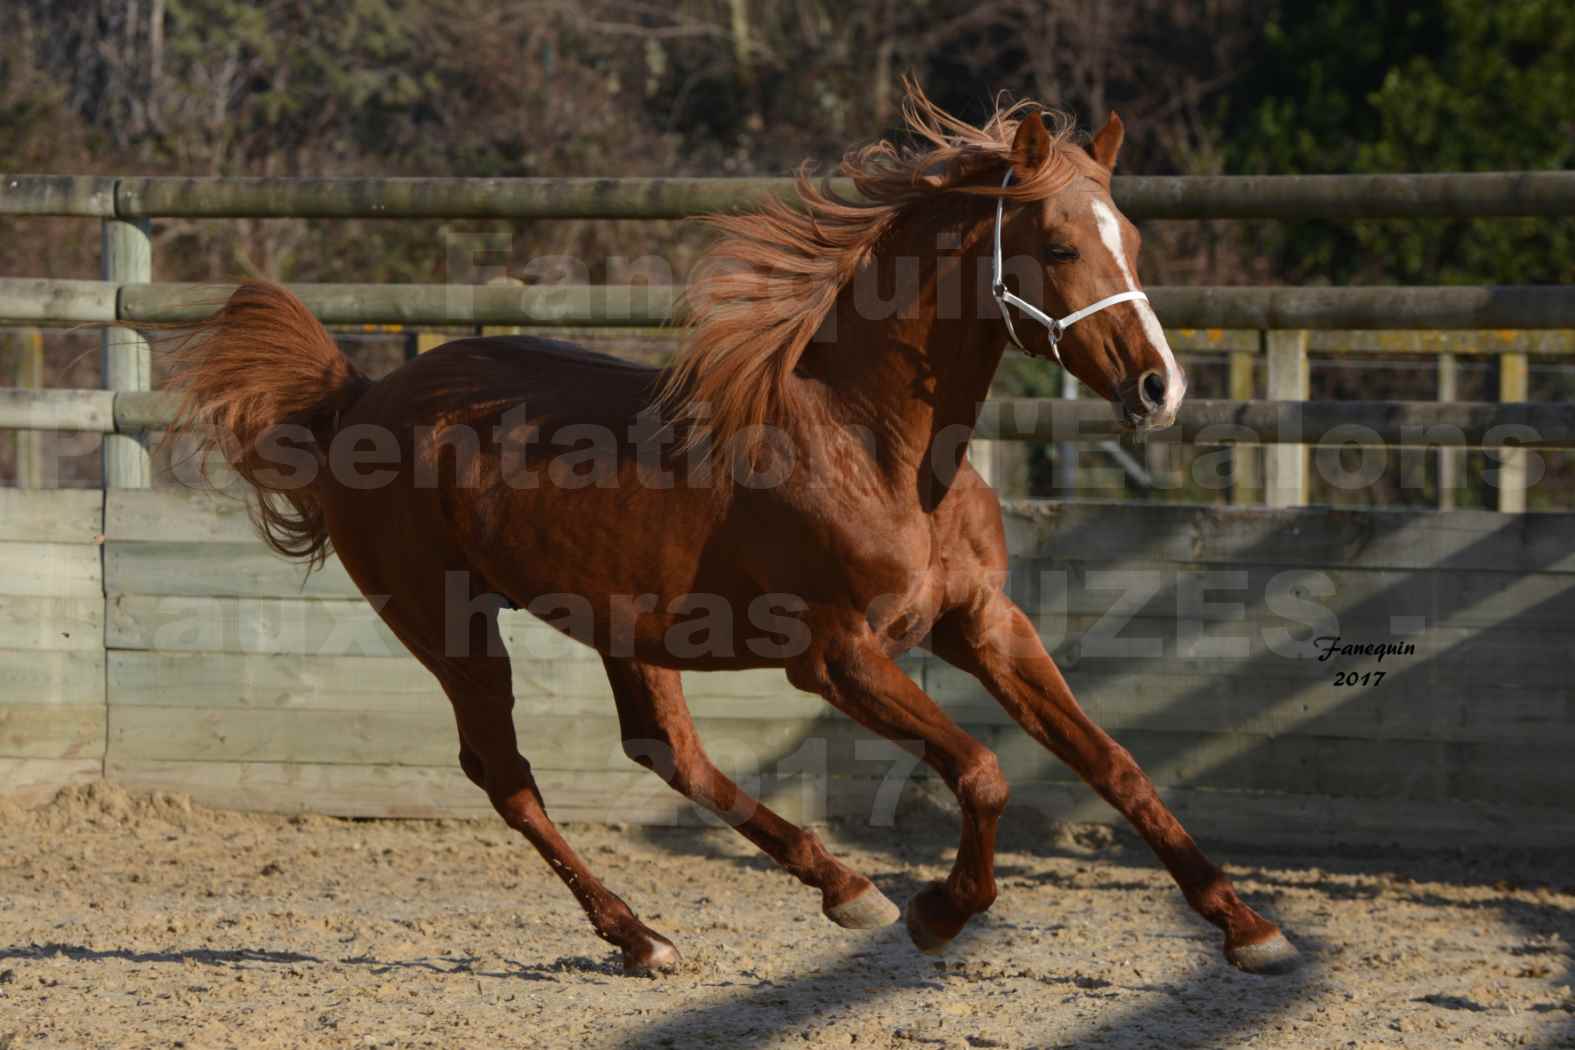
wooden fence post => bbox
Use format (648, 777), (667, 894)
(6, 328), (45, 487)
(1053, 366), (1079, 498)
(1437, 352), (1458, 510)
(102, 217), (153, 488)
(1229, 347), (1258, 504)
(1264, 330), (1309, 507)
(1497, 351), (1528, 513)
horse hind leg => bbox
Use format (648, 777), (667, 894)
(414, 607), (681, 976)
(603, 655), (898, 930)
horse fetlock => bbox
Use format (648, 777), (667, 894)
(904, 880), (969, 954)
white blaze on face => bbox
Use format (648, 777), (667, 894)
(1089, 198), (1185, 417)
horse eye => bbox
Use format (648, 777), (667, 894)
(1043, 243), (1079, 263)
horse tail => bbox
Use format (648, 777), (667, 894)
(163, 281), (370, 567)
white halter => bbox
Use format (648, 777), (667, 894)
(991, 169), (1150, 363)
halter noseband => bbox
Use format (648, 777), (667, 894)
(991, 169), (1150, 363)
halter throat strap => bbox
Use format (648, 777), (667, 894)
(991, 169), (1149, 362)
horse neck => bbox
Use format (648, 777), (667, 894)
(803, 199), (1007, 489)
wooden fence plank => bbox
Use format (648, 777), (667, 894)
(0, 488), (101, 543)
(101, 701), (1569, 807)
(105, 650), (862, 722)
(0, 649), (105, 706)
(106, 539), (1575, 611)
(0, 542), (102, 598)
(106, 493), (1575, 575)
(0, 758), (104, 804)
(106, 542), (357, 599)
(0, 595), (102, 651)
(1005, 559), (1575, 630)
(106, 594), (623, 659)
(102, 717), (1569, 817)
(107, 595), (405, 656)
(106, 488), (256, 544)
(105, 708), (873, 770)
(0, 703), (105, 760)
(925, 643), (1574, 744)
(1000, 502), (1575, 574)
(104, 644), (1572, 748)
(106, 543), (1575, 640)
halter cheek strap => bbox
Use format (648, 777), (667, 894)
(991, 169), (1150, 362)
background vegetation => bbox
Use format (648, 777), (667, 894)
(1, 0), (1571, 501)
(4, 0), (1570, 286)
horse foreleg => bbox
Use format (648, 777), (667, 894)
(788, 629), (1008, 955)
(927, 596), (1300, 975)
(603, 655), (898, 930)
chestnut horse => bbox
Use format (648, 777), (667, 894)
(164, 84), (1297, 977)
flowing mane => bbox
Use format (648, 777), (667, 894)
(657, 78), (1083, 480)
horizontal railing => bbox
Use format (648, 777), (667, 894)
(5, 277), (1575, 329)
(2, 170), (1571, 511)
(3, 386), (1570, 448)
(4, 171), (1575, 219)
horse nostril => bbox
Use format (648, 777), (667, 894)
(1140, 370), (1166, 410)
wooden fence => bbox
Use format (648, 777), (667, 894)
(1, 172), (1573, 843)
(4, 486), (1572, 847)
(0, 488), (105, 798)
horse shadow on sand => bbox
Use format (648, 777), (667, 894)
(607, 505), (1575, 1048)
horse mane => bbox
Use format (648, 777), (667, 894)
(656, 76), (1083, 484)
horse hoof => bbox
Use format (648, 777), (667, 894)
(825, 883), (900, 930)
(622, 932), (683, 977)
(1226, 931), (1300, 975)
(904, 882), (955, 956)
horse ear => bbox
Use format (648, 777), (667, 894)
(1010, 111), (1052, 178)
(1088, 112), (1125, 170)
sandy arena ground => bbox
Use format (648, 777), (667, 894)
(1, 783), (1571, 1049)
